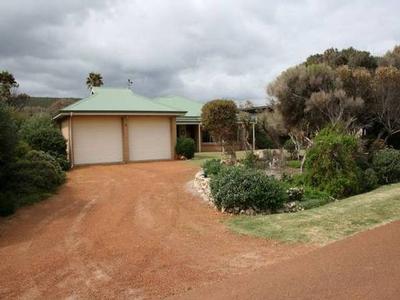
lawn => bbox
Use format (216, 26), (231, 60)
(228, 183), (400, 245)
(188, 151), (247, 166)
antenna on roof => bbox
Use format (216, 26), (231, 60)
(127, 78), (133, 90)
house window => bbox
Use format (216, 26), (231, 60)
(202, 129), (215, 143)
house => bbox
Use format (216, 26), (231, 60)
(54, 87), (226, 166)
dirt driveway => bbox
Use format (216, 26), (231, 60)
(0, 162), (310, 299)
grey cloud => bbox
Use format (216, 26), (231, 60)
(0, 0), (399, 104)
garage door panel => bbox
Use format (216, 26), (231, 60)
(129, 117), (171, 161)
(73, 117), (123, 164)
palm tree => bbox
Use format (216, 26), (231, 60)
(86, 72), (104, 90)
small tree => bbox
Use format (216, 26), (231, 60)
(371, 66), (400, 143)
(86, 72), (104, 90)
(201, 100), (238, 163)
(0, 70), (18, 102)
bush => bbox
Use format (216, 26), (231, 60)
(283, 139), (297, 158)
(0, 192), (18, 217)
(286, 187), (304, 202)
(10, 150), (65, 196)
(362, 168), (379, 191)
(372, 148), (400, 184)
(19, 115), (67, 157)
(202, 159), (223, 177)
(301, 188), (334, 210)
(210, 166), (287, 212)
(175, 137), (196, 159)
(304, 125), (362, 198)
(241, 151), (258, 168)
(255, 127), (273, 149)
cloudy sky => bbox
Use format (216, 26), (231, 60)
(0, 0), (399, 104)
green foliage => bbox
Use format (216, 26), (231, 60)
(241, 151), (258, 168)
(86, 72), (103, 89)
(305, 47), (378, 69)
(304, 126), (362, 198)
(175, 137), (196, 159)
(0, 104), (18, 184)
(362, 168), (379, 191)
(286, 187), (304, 202)
(301, 187), (333, 209)
(255, 126), (273, 149)
(287, 160), (301, 169)
(202, 159), (223, 177)
(10, 150), (65, 197)
(283, 139), (295, 152)
(0, 192), (17, 216)
(20, 114), (67, 157)
(372, 148), (400, 184)
(201, 100), (238, 144)
(210, 166), (287, 212)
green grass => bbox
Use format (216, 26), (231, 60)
(227, 183), (400, 245)
(187, 151), (247, 166)
(286, 160), (301, 169)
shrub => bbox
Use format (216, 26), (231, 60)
(304, 125), (362, 198)
(362, 168), (379, 191)
(286, 187), (304, 202)
(202, 159), (223, 177)
(283, 139), (297, 158)
(0, 104), (18, 184)
(241, 151), (258, 168)
(255, 127), (273, 149)
(0, 192), (18, 217)
(301, 188), (333, 210)
(175, 137), (196, 159)
(210, 166), (287, 212)
(10, 150), (65, 197)
(19, 115), (67, 157)
(372, 148), (400, 184)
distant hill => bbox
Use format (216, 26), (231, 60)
(27, 97), (80, 108)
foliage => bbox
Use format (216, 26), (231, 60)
(175, 137), (196, 159)
(380, 45), (400, 69)
(86, 72), (103, 90)
(210, 166), (287, 212)
(201, 99), (238, 161)
(256, 108), (287, 148)
(19, 114), (67, 158)
(286, 187), (304, 202)
(241, 151), (258, 168)
(0, 103), (18, 190)
(0, 70), (18, 101)
(254, 126), (273, 149)
(362, 168), (379, 191)
(17, 150), (65, 188)
(227, 183), (400, 244)
(0, 107), (67, 216)
(371, 66), (400, 141)
(305, 47), (378, 69)
(238, 111), (253, 150)
(372, 148), (400, 184)
(304, 125), (362, 198)
(202, 159), (223, 177)
(286, 160), (301, 169)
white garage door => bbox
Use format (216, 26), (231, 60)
(128, 117), (171, 161)
(73, 117), (123, 165)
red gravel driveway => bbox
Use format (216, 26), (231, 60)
(0, 162), (310, 299)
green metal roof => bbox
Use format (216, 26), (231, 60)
(153, 96), (203, 117)
(61, 87), (186, 114)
